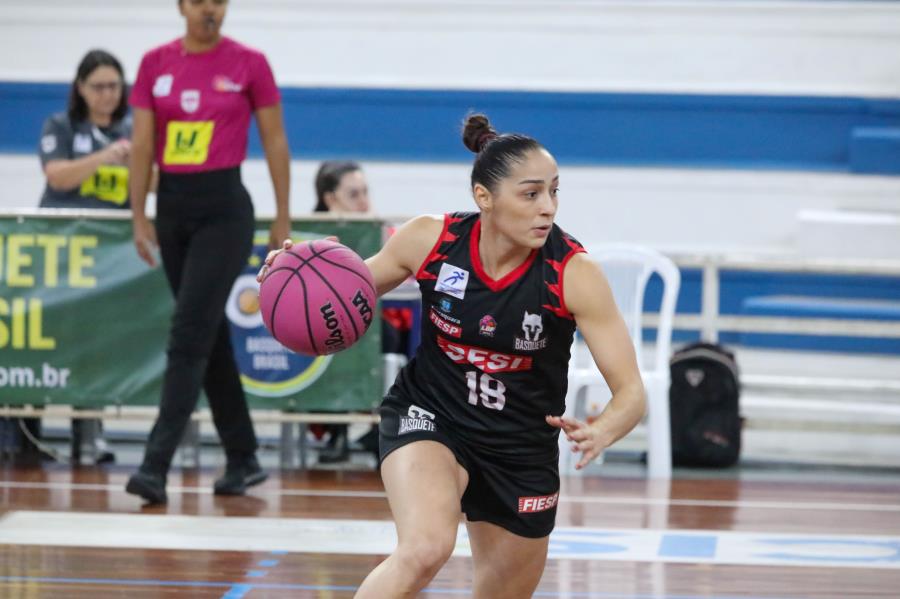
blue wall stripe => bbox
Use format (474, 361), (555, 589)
(640, 269), (900, 354)
(1, 81), (898, 171)
(644, 270), (900, 317)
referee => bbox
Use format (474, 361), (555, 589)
(125, 0), (291, 504)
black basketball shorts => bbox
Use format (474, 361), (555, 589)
(378, 393), (560, 539)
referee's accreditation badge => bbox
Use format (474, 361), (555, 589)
(163, 121), (214, 165)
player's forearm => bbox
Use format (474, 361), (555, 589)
(590, 380), (646, 448)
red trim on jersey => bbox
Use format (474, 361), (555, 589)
(469, 218), (538, 292)
(415, 214), (454, 281)
(542, 238), (586, 320)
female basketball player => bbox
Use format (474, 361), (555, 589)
(126, 0), (291, 504)
(260, 114), (645, 598)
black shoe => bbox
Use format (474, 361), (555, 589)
(214, 456), (268, 496)
(125, 470), (167, 505)
(93, 438), (115, 465)
(318, 427), (350, 464)
(94, 450), (116, 465)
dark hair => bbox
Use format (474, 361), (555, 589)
(68, 49), (128, 124)
(313, 161), (363, 212)
(462, 113), (543, 194)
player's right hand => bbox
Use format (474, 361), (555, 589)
(256, 237), (340, 283)
(257, 239), (293, 282)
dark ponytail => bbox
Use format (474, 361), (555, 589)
(462, 113), (543, 194)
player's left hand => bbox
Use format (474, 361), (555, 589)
(257, 239), (293, 283)
(545, 415), (608, 470)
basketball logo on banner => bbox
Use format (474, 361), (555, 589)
(226, 231), (332, 398)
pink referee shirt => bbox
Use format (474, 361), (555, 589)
(130, 36), (281, 173)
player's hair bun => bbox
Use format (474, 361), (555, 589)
(462, 113), (498, 153)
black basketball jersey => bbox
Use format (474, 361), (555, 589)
(389, 212), (586, 456)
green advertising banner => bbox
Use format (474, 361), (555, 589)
(0, 213), (384, 412)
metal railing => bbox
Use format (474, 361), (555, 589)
(655, 251), (900, 343)
(650, 251), (900, 408)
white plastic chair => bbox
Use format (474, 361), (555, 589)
(559, 244), (680, 479)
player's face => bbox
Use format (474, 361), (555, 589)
(180, 0), (228, 43)
(326, 170), (371, 214)
(78, 65), (123, 120)
(490, 148), (559, 249)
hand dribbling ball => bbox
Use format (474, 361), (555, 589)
(259, 239), (376, 355)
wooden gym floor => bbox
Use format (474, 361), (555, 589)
(1, 464), (899, 598)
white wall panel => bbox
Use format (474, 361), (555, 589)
(1, 1), (898, 97)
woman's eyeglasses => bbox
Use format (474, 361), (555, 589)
(85, 81), (123, 93)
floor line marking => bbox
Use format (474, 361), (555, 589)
(222, 583), (252, 599)
(1, 480), (897, 512)
(0, 575), (814, 599)
(1, 511), (898, 569)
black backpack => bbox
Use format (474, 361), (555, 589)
(669, 342), (742, 467)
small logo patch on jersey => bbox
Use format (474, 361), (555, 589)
(518, 492), (559, 513)
(436, 263), (469, 299)
(213, 75), (243, 92)
(153, 74), (173, 97)
(399, 404), (436, 434)
(479, 315), (497, 337)
(430, 309), (461, 338)
(514, 310), (548, 351)
(41, 134), (57, 154)
(439, 298), (453, 313)
(437, 336), (532, 374)
(72, 133), (92, 154)
(181, 89), (201, 113)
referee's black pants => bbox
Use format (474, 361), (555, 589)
(141, 167), (258, 475)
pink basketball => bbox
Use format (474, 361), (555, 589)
(259, 239), (376, 356)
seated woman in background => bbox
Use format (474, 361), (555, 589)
(35, 49), (133, 464)
(39, 49), (132, 209)
(312, 161), (412, 464)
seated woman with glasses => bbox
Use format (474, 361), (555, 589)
(39, 49), (134, 210)
(34, 49), (138, 465)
